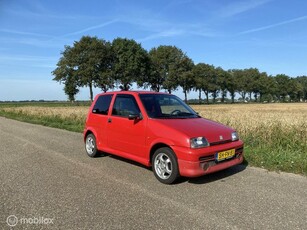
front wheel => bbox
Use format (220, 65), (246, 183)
(85, 134), (98, 157)
(152, 147), (180, 184)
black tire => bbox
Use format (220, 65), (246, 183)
(152, 147), (180, 184)
(85, 134), (98, 157)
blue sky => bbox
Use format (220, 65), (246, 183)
(1, 0), (307, 101)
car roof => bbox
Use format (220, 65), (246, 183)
(96, 90), (169, 97)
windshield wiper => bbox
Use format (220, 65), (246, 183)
(177, 112), (197, 116)
(153, 112), (199, 119)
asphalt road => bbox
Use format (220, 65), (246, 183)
(0, 117), (306, 230)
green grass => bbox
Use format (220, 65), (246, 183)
(0, 101), (91, 108)
(0, 108), (84, 133)
(243, 124), (307, 175)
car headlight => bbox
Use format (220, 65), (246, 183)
(190, 137), (209, 148)
(231, 132), (239, 141)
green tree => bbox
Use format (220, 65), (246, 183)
(234, 69), (249, 101)
(149, 45), (186, 94)
(216, 67), (228, 103)
(144, 59), (162, 92)
(244, 68), (260, 101)
(288, 78), (304, 102)
(251, 71), (267, 102)
(193, 63), (215, 104)
(52, 36), (113, 101)
(64, 75), (79, 102)
(257, 72), (275, 102)
(209, 67), (220, 103)
(192, 66), (203, 104)
(73, 36), (113, 100)
(112, 38), (150, 91)
(52, 46), (79, 102)
(227, 70), (239, 103)
(296, 76), (307, 101)
(274, 74), (291, 102)
(177, 57), (194, 102)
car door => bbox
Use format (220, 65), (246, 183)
(89, 94), (113, 150)
(106, 94), (147, 160)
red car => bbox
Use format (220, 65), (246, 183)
(84, 91), (244, 184)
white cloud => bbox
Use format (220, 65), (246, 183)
(60, 19), (119, 37)
(238, 15), (307, 35)
(218, 0), (272, 17)
(137, 29), (184, 42)
(0, 29), (53, 38)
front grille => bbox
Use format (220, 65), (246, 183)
(199, 147), (244, 162)
(236, 147), (244, 154)
(199, 155), (215, 162)
(209, 139), (232, 146)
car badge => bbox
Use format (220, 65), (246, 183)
(219, 135), (223, 140)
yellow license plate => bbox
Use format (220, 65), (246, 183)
(216, 149), (235, 162)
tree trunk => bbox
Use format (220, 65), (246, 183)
(205, 91), (209, 104)
(151, 84), (160, 92)
(221, 90), (225, 103)
(198, 90), (202, 104)
(231, 92), (235, 103)
(239, 92), (246, 101)
(89, 83), (93, 102)
(184, 90), (188, 103)
(254, 93), (258, 102)
(212, 91), (218, 104)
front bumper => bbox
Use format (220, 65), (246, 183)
(173, 140), (244, 177)
(178, 153), (243, 177)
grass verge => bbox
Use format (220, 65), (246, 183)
(0, 109), (84, 133)
(243, 126), (307, 175)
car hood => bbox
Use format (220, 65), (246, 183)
(150, 117), (235, 144)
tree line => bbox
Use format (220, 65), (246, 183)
(52, 36), (307, 103)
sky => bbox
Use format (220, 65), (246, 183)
(1, 0), (307, 101)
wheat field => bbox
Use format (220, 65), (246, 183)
(2, 103), (307, 174)
(3, 103), (306, 141)
(193, 103), (307, 143)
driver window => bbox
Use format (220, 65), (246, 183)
(112, 95), (140, 117)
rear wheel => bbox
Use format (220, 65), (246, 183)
(85, 134), (98, 157)
(152, 147), (180, 184)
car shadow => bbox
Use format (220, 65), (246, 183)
(97, 152), (152, 171)
(185, 163), (248, 184)
(95, 152), (248, 185)
(94, 151), (110, 158)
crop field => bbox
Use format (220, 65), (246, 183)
(0, 103), (306, 175)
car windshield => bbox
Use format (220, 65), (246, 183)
(140, 94), (199, 119)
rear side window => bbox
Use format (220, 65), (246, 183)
(112, 95), (140, 117)
(92, 94), (113, 115)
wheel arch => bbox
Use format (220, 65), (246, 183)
(84, 129), (97, 142)
(149, 143), (176, 164)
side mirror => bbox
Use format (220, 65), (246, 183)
(128, 113), (142, 120)
(92, 109), (108, 115)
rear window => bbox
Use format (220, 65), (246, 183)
(92, 94), (113, 115)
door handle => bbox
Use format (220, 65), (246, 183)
(108, 118), (112, 123)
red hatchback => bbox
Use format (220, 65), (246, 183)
(84, 91), (244, 184)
